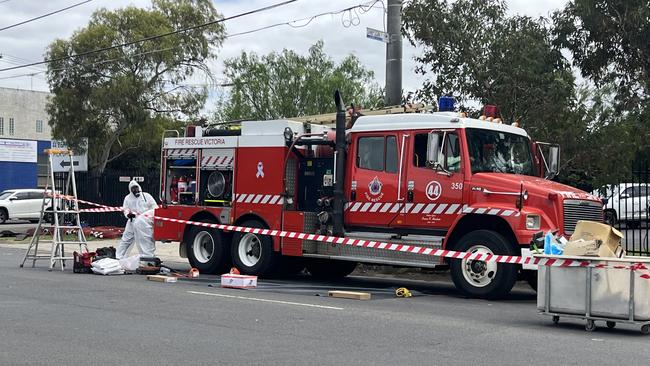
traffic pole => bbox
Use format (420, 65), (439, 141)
(385, 0), (402, 106)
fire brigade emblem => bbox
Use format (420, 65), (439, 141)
(368, 176), (383, 196)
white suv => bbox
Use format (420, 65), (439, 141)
(0, 189), (51, 224)
(594, 184), (649, 227)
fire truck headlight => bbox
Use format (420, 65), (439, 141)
(284, 127), (294, 144)
(525, 215), (541, 230)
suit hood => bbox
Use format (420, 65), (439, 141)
(128, 180), (142, 196)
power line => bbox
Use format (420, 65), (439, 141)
(0, 0), (381, 81)
(227, 0), (383, 38)
(0, 0), (94, 32)
(0, 0), (298, 73)
(0, 47), (174, 81)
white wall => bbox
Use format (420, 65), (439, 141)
(0, 87), (52, 140)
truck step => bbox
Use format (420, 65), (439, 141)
(344, 231), (444, 248)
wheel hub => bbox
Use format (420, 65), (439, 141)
(239, 233), (262, 267)
(470, 260), (486, 274)
(193, 231), (214, 263)
(461, 245), (498, 288)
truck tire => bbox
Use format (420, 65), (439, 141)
(449, 230), (518, 299)
(231, 220), (278, 276)
(0, 208), (7, 224)
(305, 259), (357, 279)
(186, 225), (230, 274)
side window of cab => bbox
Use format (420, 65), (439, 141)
(356, 136), (398, 173)
(413, 132), (461, 172)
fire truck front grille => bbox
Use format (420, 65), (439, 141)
(563, 200), (603, 234)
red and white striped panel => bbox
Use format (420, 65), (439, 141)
(344, 202), (520, 217)
(201, 149), (235, 168)
(166, 148), (197, 159)
(235, 194), (284, 205)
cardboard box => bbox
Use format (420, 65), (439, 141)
(220, 274), (257, 289)
(563, 239), (601, 256)
(565, 221), (625, 258)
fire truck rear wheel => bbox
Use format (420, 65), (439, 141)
(186, 226), (230, 274)
(450, 230), (517, 299)
(231, 220), (278, 276)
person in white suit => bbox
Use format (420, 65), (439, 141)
(116, 180), (158, 259)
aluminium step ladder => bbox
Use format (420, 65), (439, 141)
(20, 148), (89, 271)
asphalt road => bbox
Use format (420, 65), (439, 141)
(1, 246), (649, 366)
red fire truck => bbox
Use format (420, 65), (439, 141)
(153, 93), (603, 298)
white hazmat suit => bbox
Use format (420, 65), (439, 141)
(116, 180), (158, 259)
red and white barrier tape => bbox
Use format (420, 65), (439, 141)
(47, 193), (650, 277)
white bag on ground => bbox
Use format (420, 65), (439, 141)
(91, 258), (124, 275)
(119, 255), (140, 271)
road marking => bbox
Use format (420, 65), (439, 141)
(188, 291), (344, 310)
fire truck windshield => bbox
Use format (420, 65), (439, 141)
(466, 128), (535, 175)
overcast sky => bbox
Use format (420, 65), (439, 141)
(0, 0), (568, 111)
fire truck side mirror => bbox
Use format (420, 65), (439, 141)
(548, 145), (560, 177)
(537, 142), (561, 179)
(426, 132), (442, 167)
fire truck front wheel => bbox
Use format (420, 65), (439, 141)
(186, 226), (230, 274)
(449, 230), (517, 299)
(231, 220), (277, 276)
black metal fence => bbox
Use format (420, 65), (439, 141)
(56, 170), (159, 227)
(597, 164), (650, 256)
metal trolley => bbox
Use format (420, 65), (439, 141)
(536, 254), (650, 334)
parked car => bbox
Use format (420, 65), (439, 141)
(0, 189), (51, 224)
(593, 183), (649, 227)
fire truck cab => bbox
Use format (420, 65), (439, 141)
(154, 99), (603, 299)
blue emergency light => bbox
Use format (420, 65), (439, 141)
(438, 96), (455, 112)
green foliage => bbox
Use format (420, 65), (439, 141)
(556, 85), (639, 188)
(107, 116), (185, 172)
(403, 0), (575, 129)
(215, 41), (382, 122)
(552, 0), (650, 181)
(46, 0), (224, 176)
(553, 0), (650, 108)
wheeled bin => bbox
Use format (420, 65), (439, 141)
(536, 254), (650, 333)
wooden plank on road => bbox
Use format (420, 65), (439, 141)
(328, 290), (371, 300)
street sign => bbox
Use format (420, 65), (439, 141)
(366, 27), (389, 43)
(51, 139), (88, 173)
(119, 176), (144, 183)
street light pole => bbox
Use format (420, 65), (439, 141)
(385, 0), (402, 106)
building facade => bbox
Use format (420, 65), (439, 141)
(0, 87), (53, 192)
